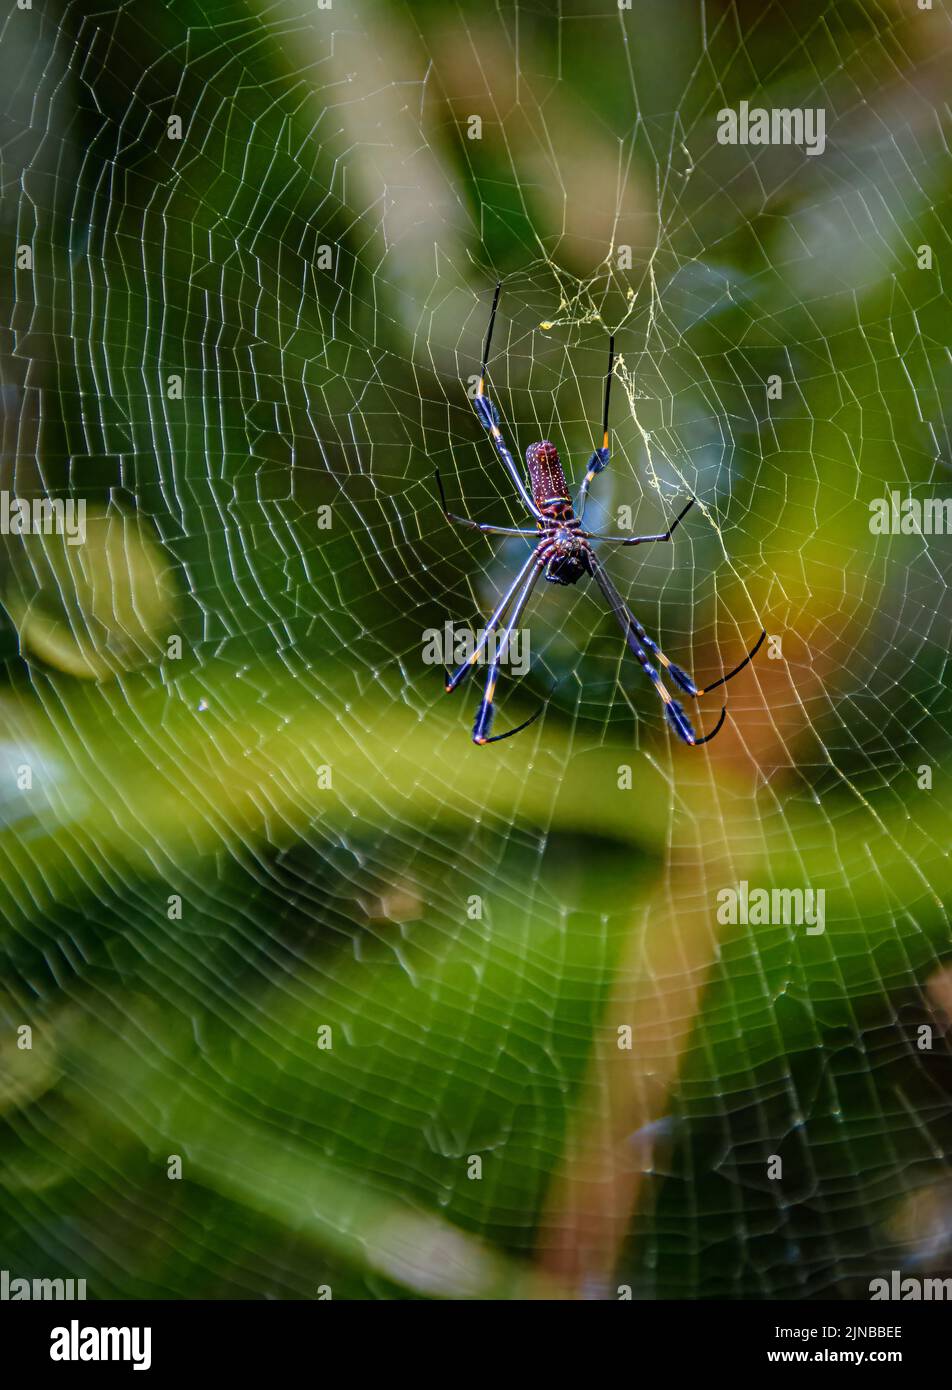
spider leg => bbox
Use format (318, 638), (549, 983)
(444, 549), (541, 693)
(581, 498), (696, 545)
(588, 555), (764, 700)
(472, 560), (544, 745)
(474, 703), (546, 745)
(472, 284), (543, 521)
(632, 617), (766, 700)
(434, 468), (539, 537)
(692, 706), (727, 745)
(576, 335), (614, 524)
(693, 628), (767, 695)
(587, 556), (728, 747)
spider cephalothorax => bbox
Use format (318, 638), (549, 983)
(434, 283), (766, 745)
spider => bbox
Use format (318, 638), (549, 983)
(435, 283), (766, 746)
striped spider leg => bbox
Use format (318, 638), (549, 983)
(576, 336), (766, 744)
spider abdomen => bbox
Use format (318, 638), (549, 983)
(526, 440), (570, 508)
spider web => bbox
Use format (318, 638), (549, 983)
(2, 0), (952, 1301)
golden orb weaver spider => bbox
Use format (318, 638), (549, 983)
(435, 283), (766, 746)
